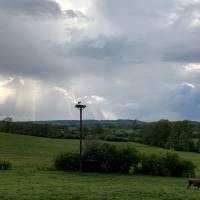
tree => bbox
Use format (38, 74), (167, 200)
(170, 121), (194, 151)
(91, 124), (104, 135)
(141, 120), (171, 147)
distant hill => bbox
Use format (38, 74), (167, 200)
(33, 119), (146, 127)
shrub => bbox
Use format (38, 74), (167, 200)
(82, 140), (104, 172)
(179, 160), (196, 177)
(117, 146), (140, 173)
(0, 160), (11, 170)
(104, 135), (128, 142)
(55, 142), (140, 174)
(139, 152), (196, 177)
(54, 153), (79, 171)
(83, 142), (140, 173)
(54, 143), (195, 177)
(161, 153), (180, 176)
(139, 154), (162, 176)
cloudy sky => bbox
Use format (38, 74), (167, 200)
(0, 0), (200, 121)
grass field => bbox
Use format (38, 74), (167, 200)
(0, 132), (200, 200)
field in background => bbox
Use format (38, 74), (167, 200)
(0, 133), (200, 200)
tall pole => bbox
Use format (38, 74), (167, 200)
(75, 102), (86, 173)
(80, 108), (83, 173)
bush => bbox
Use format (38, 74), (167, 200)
(179, 160), (196, 177)
(117, 145), (140, 173)
(139, 154), (162, 176)
(0, 160), (11, 170)
(139, 152), (196, 177)
(104, 135), (128, 142)
(55, 142), (140, 174)
(54, 153), (79, 171)
(54, 143), (195, 177)
(83, 142), (140, 173)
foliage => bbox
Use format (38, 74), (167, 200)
(91, 124), (104, 135)
(84, 143), (140, 173)
(141, 120), (197, 152)
(0, 121), (80, 139)
(142, 120), (171, 147)
(55, 140), (195, 177)
(54, 153), (79, 171)
(139, 152), (196, 177)
(55, 141), (140, 174)
(166, 121), (193, 151)
(2, 119), (200, 154)
(0, 121), (139, 143)
(104, 134), (128, 142)
(196, 138), (200, 153)
(0, 159), (11, 170)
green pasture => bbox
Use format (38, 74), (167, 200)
(0, 132), (200, 200)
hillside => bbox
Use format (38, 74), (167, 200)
(33, 119), (145, 127)
(0, 133), (200, 200)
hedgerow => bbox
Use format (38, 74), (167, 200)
(54, 142), (195, 177)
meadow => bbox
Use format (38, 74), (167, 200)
(0, 133), (200, 200)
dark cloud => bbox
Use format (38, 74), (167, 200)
(167, 83), (200, 120)
(161, 1), (200, 63)
(164, 47), (200, 63)
(64, 9), (77, 18)
(56, 35), (149, 64)
(0, 0), (62, 18)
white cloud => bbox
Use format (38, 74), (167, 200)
(0, 77), (14, 87)
(91, 95), (106, 102)
(191, 11), (200, 27)
(0, 77), (14, 104)
(181, 82), (195, 88)
(184, 63), (200, 72)
(0, 87), (13, 104)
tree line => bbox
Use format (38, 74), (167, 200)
(140, 120), (200, 152)
(1, 120), (200, 153)
(0, 121), (80, 139)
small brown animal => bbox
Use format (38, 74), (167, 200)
(187, 179), (200, 189)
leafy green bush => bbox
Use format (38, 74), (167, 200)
(55, 143), (140, 173)
(139, 152), (196, 177)
(54, 143), (195, 177)
(83, 143), (139, 173)
(139, 154), (163, 176)
(54, 153), (79, 171)
(0, 160), (11, 170)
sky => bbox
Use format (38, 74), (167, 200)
(0, 0), (200, 121)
